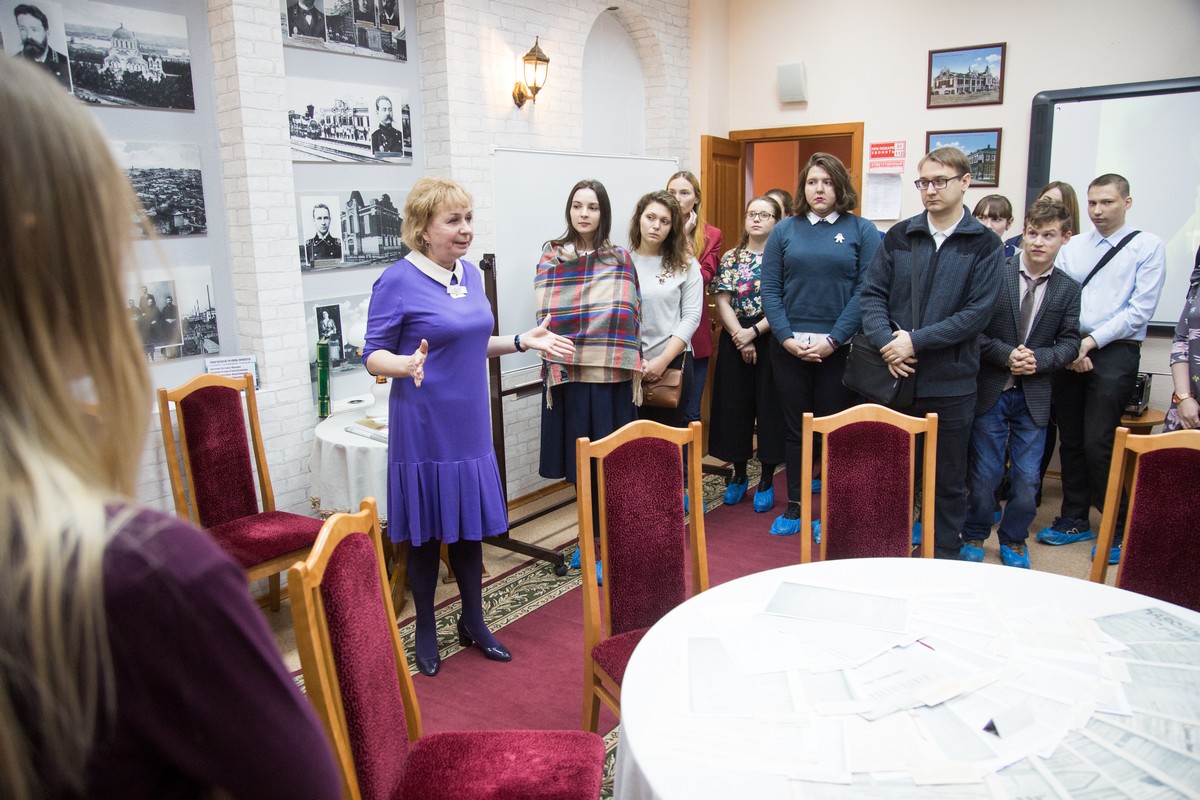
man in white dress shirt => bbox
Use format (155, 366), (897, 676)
(1036, 174), (1165, 564)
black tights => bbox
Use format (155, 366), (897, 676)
(407, 539), (501, 663)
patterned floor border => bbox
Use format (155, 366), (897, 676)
(294, 460), (745, 798)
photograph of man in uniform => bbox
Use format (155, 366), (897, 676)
(352, 0), (376, 26)
(317, 305), (343, 363)
(378, 0), (400, 29)
(11, 4), (70, 90)
(305, 203), (343, 265)
(286, 0), (326, 40)
(371, 95), (404, 157)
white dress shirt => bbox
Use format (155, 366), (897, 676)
(1057, 223), (1166, 347)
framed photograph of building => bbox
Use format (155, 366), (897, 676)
(926, 128), (1002, 188)
(286, 77), (413, 163)
(927, 43), (1005, 109)
(296, 189), (409, 271)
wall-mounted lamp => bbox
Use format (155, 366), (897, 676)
(512, 36), (550, 108)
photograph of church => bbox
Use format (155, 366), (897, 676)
(63, 0), (194, 109)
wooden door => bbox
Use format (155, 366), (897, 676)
(701, 135), (746, 259)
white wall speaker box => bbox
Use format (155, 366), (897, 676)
(777, 62), (808, 103)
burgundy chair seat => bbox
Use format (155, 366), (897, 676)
(209, 510), (322, 569)
(591, 627), (649, 686)
(400, 729), (606, 800)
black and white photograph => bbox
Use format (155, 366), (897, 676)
(298, 194), (343, 269)
(128, 265), (219, 362)
(280, 0), (405, 61)
(305, 293), (370, 385)
(282, 0), (326, 42)
(927, 42), (1005, 109)
(287, 77), (413, 163)
(1, 0), (73, 91)
(351, 0), (375, 26)
(297, 189), (409, 271)
(316, 303), (344, 363)
(61, 0), (194, 110)
(112, 140), (207, 236)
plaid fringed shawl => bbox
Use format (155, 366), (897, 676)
(535, 243), (643, 405)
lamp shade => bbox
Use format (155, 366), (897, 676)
(522, 36), (549, 97)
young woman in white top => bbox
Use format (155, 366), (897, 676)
(628, 190), (703, 428)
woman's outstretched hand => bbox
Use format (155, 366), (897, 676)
(522, 315), (575, 359)
(410, 339), (428, 387)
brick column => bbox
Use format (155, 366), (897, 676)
(207, 0), (315, 512)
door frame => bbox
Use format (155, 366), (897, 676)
(728, 122), (865, 212)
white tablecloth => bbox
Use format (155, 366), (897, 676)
(614, 558), (1200, 799)
(309, 401), (388, 516)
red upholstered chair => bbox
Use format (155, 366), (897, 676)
(289, 498), (606, 800)
(158, 373), (321, 610)
(1090, 427), (1200, 611)
(576, 420), (709, 733)
(800, 404), (937, 563)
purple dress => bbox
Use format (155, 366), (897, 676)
(362, 258), (509, 545)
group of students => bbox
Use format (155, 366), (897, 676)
(534, 146), (1175, 572)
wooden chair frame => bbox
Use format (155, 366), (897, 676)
(800, 404), (937, 563)
(1090, 427), (1200, 586)
(289, 498), (422, 800)
(158, 372), (308, 609)
(575, 419), (710, 732)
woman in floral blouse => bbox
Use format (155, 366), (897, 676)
(1165, 245), (1200, 431)
(709, 195), (785, 507)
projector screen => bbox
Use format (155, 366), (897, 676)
(1027, 77), (1200, 327)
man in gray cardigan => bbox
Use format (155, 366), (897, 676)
(962, 199), (1081, 568)
(860, 147), (1004, 560)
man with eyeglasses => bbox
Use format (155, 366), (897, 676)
(1036, 174), (1165, 566)
(859, 146), (1005, 560)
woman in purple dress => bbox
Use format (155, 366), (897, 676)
(363, 177), (574, 677)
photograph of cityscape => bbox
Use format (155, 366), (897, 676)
(296, 189), (409, 271)
(60, 0), (195, 110)
(112, 140), (207, 236)
(279, 0), (406, 61)
(926, 128), (1002, 187)
(128, 265), (219, 362)
(287, 77), (413, 163)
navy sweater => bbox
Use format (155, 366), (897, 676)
(859, 208), (1004, 398)
(760, 212), (880, 347)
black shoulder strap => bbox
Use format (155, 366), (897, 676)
(1081, 231), (1140, 288)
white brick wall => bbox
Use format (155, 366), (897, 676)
(136, 0), (691, 513)
(418, 0), (692, 498)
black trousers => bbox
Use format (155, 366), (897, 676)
(770, 339), (856, 503)
(898, 393), (976, 560)
(1051, 341), (1140, 534)
(708, 327), (784, 467)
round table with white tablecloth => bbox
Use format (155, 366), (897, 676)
(309, 399), (388, 517)
(614, 558), (1200, 799)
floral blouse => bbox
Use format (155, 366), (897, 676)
(1165, 281), (1200, 432)
(715, 247), (765, 320)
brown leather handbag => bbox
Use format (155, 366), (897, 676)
(642, 367), (683, 408)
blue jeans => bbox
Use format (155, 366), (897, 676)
(965, 388), (1046, 545)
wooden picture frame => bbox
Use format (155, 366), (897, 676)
(927, 43), (1006, 109)
(926, 128), (1002, 188)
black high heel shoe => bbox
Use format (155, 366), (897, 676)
(414, 652), (441, 677)
(457, 618), (512, 662)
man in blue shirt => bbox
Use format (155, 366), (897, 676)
(1036, 174), (1166, 564)
(860, 147), (1004, 559)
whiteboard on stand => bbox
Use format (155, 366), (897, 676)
(491, 147), (678, 376)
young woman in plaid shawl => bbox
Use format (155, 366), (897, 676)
(536, 180), (643, 484)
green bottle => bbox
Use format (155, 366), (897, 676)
(317, 339), (331, 418)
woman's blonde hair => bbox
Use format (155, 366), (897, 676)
(667, 170), (709, 257)
(0, 58), (150, 799)
(401, 176), (473, 253)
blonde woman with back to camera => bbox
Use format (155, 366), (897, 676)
(0, 58), (340, 799)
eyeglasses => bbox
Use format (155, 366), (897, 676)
(914, 173), (967, 190)
(745, 211), (777, 221)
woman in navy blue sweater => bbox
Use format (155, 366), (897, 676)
(760, 153), (880, 535)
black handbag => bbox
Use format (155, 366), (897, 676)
(843, 333), (914, 405)
(842, 252), (923, 406)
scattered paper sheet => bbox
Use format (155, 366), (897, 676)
(765, 582), (910, 633)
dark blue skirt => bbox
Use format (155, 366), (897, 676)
(539, 380), (637, 484)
